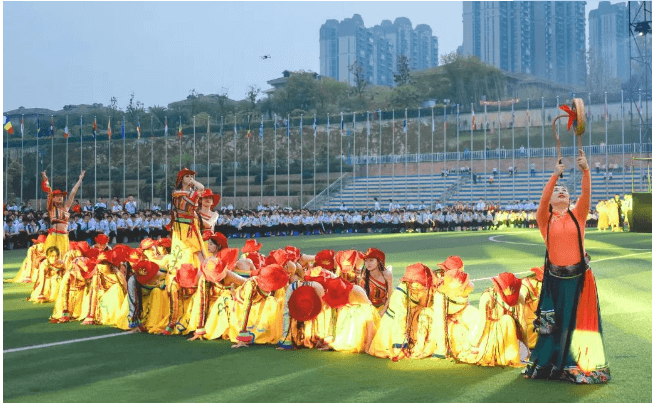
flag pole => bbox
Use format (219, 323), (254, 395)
(418, 107), (421, 204)
(484, 102), (488, 201)
(137, 117), (140, 205)
(179, 116), (182, 171)
(247, 115), (251, 210)
(36, 117), (40, 210)
(498, 102), (502, 204)
(234, 114), (237, 208)
(94, 115), (97, 204)
(4, 123), (8, 203)
(366, 111), (369, 201)
(313, 114), (317, 209)
(220, 116), (223, 207)
(605, 91), (609, 196)
(108, 117), (112, 202)
(327, 113), (330, 200)
(21, 115), (24, 204)
(456, 104), (460, 184)
(352, 112), (355, 210)
(287, 114), (290, 209)
(65, 115), (69, 192)
(392, 110), (395, 201)
(511, 100), (515, 202)
(123, 116), (126, 201)
(431, 106), (434, 206)
(470, 104), (474, 202)
(260, 114), (264, 204)
(193, 115), (196, 170)
(339, 112), (343, 201)
(207, 115), (211, 192)
(79, 116), (83, 200)
(50, 115), (54, 184)
(379, 109), (382, 181)
(404, 108), (408, 206)
(444, 103), (447, 181)
(164, 116), (168, 210)
(526, 99), (529, 200)
(622, 89), (625, 196)
(300, 114), (304, 208)
(151, 115), (154, 207)
(274, 114), (277, 202)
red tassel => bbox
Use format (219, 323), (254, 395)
(575, 270), (599, 332)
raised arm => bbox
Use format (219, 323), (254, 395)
(65, 171), (86, 209)
(536, 162), (564, 237)
(192, 179), (205, 193)
(572, 151), (591, 223)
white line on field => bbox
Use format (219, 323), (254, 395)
(488, 235), (652, 250)
(470, 250), (652, 282)
(3, 331), (131, 353)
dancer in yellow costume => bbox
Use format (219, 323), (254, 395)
(231, 264), (289, 347)
(80, 250), (127, 326)
(29, 246), (64, 303)
(437, 267), (479, 360)
(6, 234), (46, 283)
(607, 198), (622, 232)
(50, 256), (94, 322)
(368, 263), (441, 360)
(519, 266), (543, 349)
(459, 272), (526, 368)
(596, 200), (609, 231)
(40, 170), (85, 257)
(169, 168), (206, 277)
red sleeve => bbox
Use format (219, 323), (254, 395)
(536, 174), (557, 239)
(572, 170), (591, 225)
(41, 179), (52, 194)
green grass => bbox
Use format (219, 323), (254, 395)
(4, 229), (652, 402)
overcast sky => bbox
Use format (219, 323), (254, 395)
(3, 1), (602, 112)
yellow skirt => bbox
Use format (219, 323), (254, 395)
(169, 221), (206, 271)
(330, 304), (380, 353)
(29, 272), (62, 303)
(144, 288), (171, 334)
(204, 290), (236, 340)
(458, 315), (523, 367)
(50, 274), (88, 321)
(229, 290), (286, 345)
(44, 232), (69, 257)
(6, 246), (38, 283)
(597, 212), (609, 230)
(447, 305), (479, 359)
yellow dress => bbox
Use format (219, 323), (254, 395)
(519, 275), (542, 349)
(29, 259), (64, 303)
(7, 244), (43, 283)
(367, 283), (444, 360)
(163, 279), (196, 335)
(189, 276), (238, 340)
(278, 281), (334, 349)
(50, 271), (90, 321)
(229, 278), (286, 345)
(607, 200), (621, 231)
(596, 202), (609, 230)
(330, 304), (380, 353)
(80, 263), (127, 326)
(458, 289), (525, 367)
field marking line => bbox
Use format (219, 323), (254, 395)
(3, 331), (131, 354)
(488, 235), (652, 250)
(470, 250), (652, 282)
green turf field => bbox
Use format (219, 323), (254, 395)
(3, 229), (652, 403)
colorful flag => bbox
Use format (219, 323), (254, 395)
(366, 112), (370, 138)
(472, 105), (476, 130)
(64, 122), (69, 139)
(122, 118), (126, 139)
(37, 117), (41, 138)
(20, 116), (24, 137)
(300, 115), (303, 137)
(164, 119), (168, 137)
(49, 116), (55, 137)
(233, 119), (237, 138)
(313, 115), (317, 137)
(604, 99), (608, 122)
(340, 113), (344, 135)
(137, 117), (142, 139)
(107, 118), (112, 139)
(93, 117), (97, 137)
(259, 116), (264, 141)
(207, 117), (211, 136)
(286, 117), (290, 138)
(327, 115), (330, 132)
(178, 121), (183, 139)
(3, 116), (13, 134)
(431, 108), (435, 134)
(511, 103), (515, 127)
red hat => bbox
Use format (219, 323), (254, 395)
(175, 167), (196, 188)
(265, 249), (288, 267)
(94, 234), (109, 245)
(314, 249), (336, 271)
(530, 266), (544, 282)
(256, 264), (289, 293)
(96, 250), (112, 264)
(157, 238), (172, 249)
(491, 272), (522, 307)
(68, 241), (78, 251)
(439, 268), (474, 298)
(175, 264), (199, 289)
(362, 248), (385, 265)
(437, 256), (464, 272)
(401, 263), (433, 289)
(335, 250), (361, 274)
(204, 231), (228, 249)
(244, 251), (264, 271)
(284, 245), (301, 262)
(111, 244), (131, 266)
(72, 257), (96, 280)
(133, 260), (160, 285)
(76, 241), (90, 255)
(241, 239), (262, 253)
(126, 247), (144, 264)
(288, 285), (322, 322)
(217, 247), (239, 270)
(322, 277), (354, 309)
(139, 238), (156, 251)
(82, 246), (99, 261)
(202, 256), (229, 284)
(31, 234), (47, 244)
(200, 188), (221, 209)
(51, 189), (68, 197)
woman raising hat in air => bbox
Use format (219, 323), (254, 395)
(40, 170), (85, 257)
(523, 150), (611, 384)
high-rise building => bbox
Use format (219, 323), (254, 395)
(588, 1), (631, 83)
(462, 1), (587, 86)
(319, 15), (438, 87)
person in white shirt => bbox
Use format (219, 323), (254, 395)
(111, 201), (123, 213)
(374, 197), (380, 211)
(94, 197), (107, 212)
(124, 195), (137, 215)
